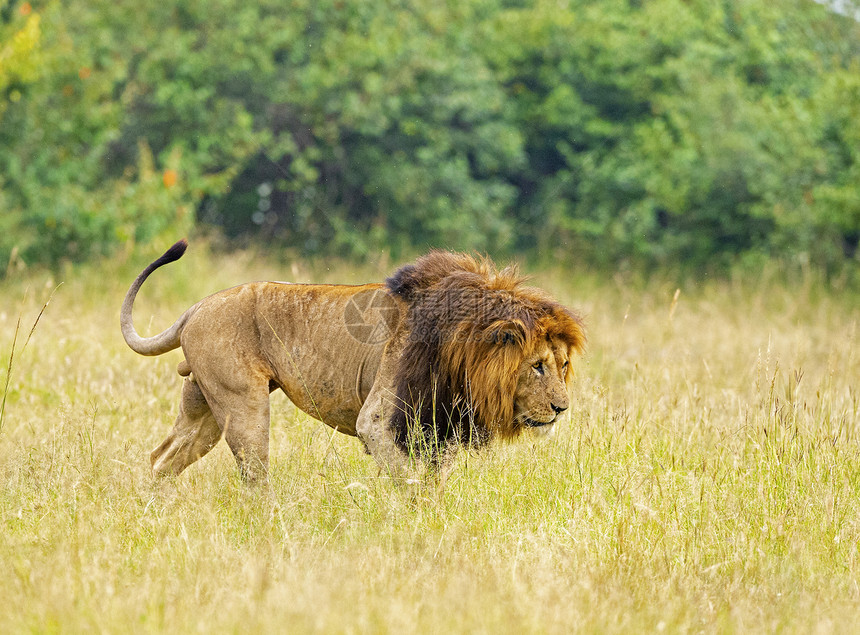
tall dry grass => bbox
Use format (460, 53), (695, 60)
(1, 245), (858, 633)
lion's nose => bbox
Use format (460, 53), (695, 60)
(551, 402), (567, 415)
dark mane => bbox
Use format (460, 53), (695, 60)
(385, 251), (585, 459)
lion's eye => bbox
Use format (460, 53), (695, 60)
(532, 361), (544, 375)
(562, 361), (569, 371)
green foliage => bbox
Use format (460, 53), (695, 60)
(198, 0), (522, 255)
(0, 2), (197, 267)
(483, 0), (860, 269)
(0, 0), (40, 116)
(0, 0), (858, 271)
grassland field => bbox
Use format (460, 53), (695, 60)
(1, 243), (859, 633)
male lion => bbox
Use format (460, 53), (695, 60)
(121, 240), (585, 483)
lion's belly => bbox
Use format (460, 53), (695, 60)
(280, 380), (360, 436)
(275, 345), (385, 437)
(308, 405), (360, 436)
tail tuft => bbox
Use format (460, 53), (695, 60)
(154, 239), (188, 268)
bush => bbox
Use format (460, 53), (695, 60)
(0, 0), (858, 273)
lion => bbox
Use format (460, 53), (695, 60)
(120, 240), (585, 484)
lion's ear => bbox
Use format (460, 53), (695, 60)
(486, 320), (527, 347)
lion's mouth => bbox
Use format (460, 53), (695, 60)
(523, 416), (555, 428)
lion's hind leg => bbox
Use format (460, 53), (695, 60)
(193, 378), (272, 484)
(151, 377), (223, 477)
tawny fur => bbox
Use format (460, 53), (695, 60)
(121, 242), (585, 483)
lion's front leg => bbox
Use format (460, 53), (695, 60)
(429, 442), (459, 492)
(355, 388), (418, 485)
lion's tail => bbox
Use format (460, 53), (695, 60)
(120, 239), (196, 356)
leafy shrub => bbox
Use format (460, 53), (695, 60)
(0, 0), (858, 273)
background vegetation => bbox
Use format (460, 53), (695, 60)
(3, 2), (859, 630)
(1, 0), (859, 273)
(1, 249), (859, 632)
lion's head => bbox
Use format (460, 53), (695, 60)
(512, 332), (573, 436)
(386, 251), (585, 455)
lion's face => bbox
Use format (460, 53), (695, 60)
(512, 336), (572, 435)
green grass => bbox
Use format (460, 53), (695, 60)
(1, 245), (859, 633)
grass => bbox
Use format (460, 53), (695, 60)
(1, 244), (859, 633)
